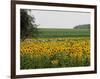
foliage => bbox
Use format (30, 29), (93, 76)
(74, 24), (90, 29)
(20, 9), (38, 40)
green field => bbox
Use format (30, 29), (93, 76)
(36, 28), (90, 38)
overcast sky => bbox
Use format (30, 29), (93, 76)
(30, 9), (90, 29)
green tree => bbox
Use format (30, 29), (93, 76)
(20, 9), (38, 40)
(74, 24), (90, 29)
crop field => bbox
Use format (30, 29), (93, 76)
(20, 29), (90, 69)
(37, 28), (90, 38)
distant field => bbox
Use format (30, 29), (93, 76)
(36, 28), (90, 38)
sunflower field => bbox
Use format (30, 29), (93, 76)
(20, 37), (90, 69)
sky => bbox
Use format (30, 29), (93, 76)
(30, 9), (90, 29)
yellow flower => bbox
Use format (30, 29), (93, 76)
(51, 60), (59, 65)
(20, 38), (90, 63)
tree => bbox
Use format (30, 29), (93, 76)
(73, 24), (90, 29)
(20, 9), (38, 40)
